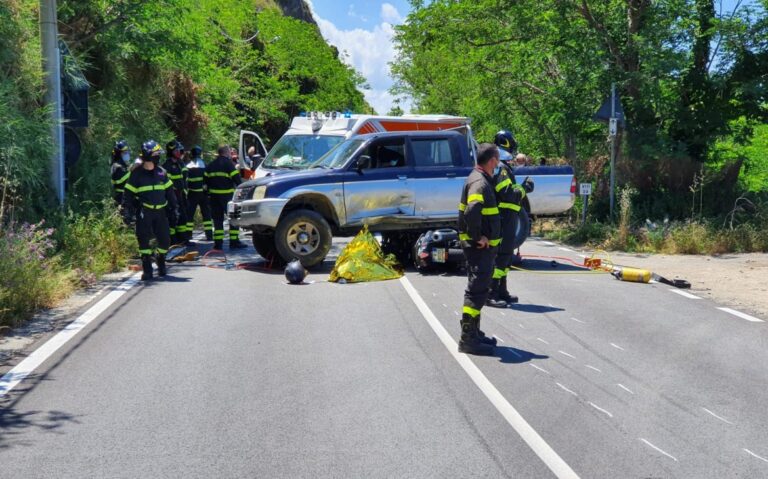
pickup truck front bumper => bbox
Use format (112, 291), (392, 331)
(227, 198), (289, 229)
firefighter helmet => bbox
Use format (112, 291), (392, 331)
(494, 130), (517, 154)
(112, 139), (130, 161)
(166, 139), (184, 157)
(284, 259), (308, 284)
(140, 140), (162, 162)
(191, 145), (203, 157)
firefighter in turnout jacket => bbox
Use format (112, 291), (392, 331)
(487, 130), (530, 307)
(205, 145), (245, 250)
(123, 140), (178, 281)
(186, 145), (213, 241)
(163, 140), (191, 245)
(457, 143), (502, 356)
(110, 140), (131, 207)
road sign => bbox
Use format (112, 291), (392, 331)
(580, 183), (592, 196)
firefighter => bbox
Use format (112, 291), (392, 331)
(110, 140), (131, 207)
(457, 143), (502, 356)
(205, 145), (245, 250)
(123, 140), (178, 281)
(186, 145), (213, 241)
(163, 140), (191, 245)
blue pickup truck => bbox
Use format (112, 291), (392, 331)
(228, 131), (574, 266)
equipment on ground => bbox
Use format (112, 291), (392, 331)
(412, 229), (466, 272)
(285, 259), (308, 284)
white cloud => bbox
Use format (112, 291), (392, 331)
(307, 1), (410, 114)
(347, 4), (369, 23)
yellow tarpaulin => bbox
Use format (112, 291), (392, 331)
(329, 226), (403, 283)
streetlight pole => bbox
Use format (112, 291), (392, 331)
(40, 0), (65, 206)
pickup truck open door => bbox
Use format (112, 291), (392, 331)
(239, 130), (268, 170)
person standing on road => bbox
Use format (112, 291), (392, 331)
(123, 140), (178, 281)
(457, 143), (502, 356)
(163, 140), (191, 245)
(186, 145), (213, 241)
(205, 145), (245, 250)
(110, 140), (131, 208)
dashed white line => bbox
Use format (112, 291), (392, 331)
(537, 338), (550, 345)
(570, 317), (586, 324)
(530, 364), (551, 375)
(454, 311), (460, 316)
(558, 247), (574, 252)
(508, 348), (523, 358)
(702, 407), (733, 425)
(744, 448), (768, 464)
(442, 303), (448, 308)
(399, 276), (581, 479)
(718, 307), (764, 323)
(610, 343), (625, 351)
(542, 241), (556, 246)
(558, 350), (576, 359)
(588, 402), (613, 418)
(640, 438), (678, 462)
(585, 365), (602, 373)
(493, 335), (505, 343)
(500, 311), (506, 316)
(577, 254), (588, 259)
(669, 289), (702, 299)
(518, 324), (525, 329)
(556, 382), (578, 396)
(617, 384), (635, 395)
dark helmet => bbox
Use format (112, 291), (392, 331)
(494, 130), (517, 154)
(284, 259), (307, 284)
(112, 139), (130, 161)
(166, 139), (184, 157)
(140, 140), (162, 162)
(191, 145), (203, 157)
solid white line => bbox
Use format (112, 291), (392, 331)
(557, 247), (574, 252)
(702, 407), (733, 425)
(610, 343), (625, 351)
(0, 274), (141, 398)
(617, 384), (635, 395)
(669, 289), (701, 300)
(718, 307), (764, 323)
(588, 402), (613, 418)
(537, 338), (550, 345)
(530, 364), (551, 375)
(556, 382), (578, 396)
(744, 448), (768, 464)
(585, 365), (602, 373)
(399, 277), (580, 479)
(570, 317), (586, 324)
(640, 438), (678, 462)
(558, 350), (576, 359)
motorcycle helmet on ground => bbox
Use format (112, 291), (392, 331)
(141, 140), (162, 162)
(284, 259), (308, 284)
(494, 130), (518, 156)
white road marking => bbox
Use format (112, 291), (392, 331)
(702, 407), (733, 425)
(542, 241), (556, 246)
(610, 343), (625, 351)
(617, 384), (635, 395)
(537, 338), (550, 345)
(399, 276), (580, 479)
(744, 448), (768, 464)
(530, 364), (551, 375)
(442, 303), (448, 308)
(640, 438), (678, 462)
(718, 307), (764, 323)
(558, 350), (576, 359)
(669, 289), (701, 299)
(493, 335), (505, 343)
(577, 254), (588, 258)
(500, 311), (506, 316)
(454, 311), (460, 316)
(556, 382), (578, 396)
(586, 365), (602, 373)
(557, 247), (574, 252)
(518, 323), (525, 329)
(571, 317), (586, 324)
(0, 274), (141, 398)
(589, 402), (613, 418)
(508, 349), (522, 358)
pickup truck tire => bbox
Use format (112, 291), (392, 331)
(251, 231), (279, 262)
(511, 208), (531, 250)
(274, 209), (332, 267)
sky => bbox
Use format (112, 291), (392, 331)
(305, 0), (758, 116)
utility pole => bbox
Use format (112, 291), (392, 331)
(609, 83), (617, 218)
(40, 0), (65, 206)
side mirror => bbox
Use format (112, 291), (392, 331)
(356, 155), (371, 171)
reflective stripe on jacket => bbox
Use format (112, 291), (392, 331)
(458, 167), (501, 247)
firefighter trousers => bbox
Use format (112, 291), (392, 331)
(136, 208), (171, 256)
(209, 193), (240, 242)
(187, 190), (212, 236)
(493, 210), (519, 280)
(463, 246), (497, 318)
(169, 193), (190, 241)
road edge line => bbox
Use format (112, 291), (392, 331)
(0, 273), (141, 398)
(399, 276), (580, 479)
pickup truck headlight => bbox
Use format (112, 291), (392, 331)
(253, 186), (267, 200)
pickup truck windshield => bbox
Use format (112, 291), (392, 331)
(262, 134), (344, 170)
(312, 139), (366, 169)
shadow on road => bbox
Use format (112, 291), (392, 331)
(507, 303), (565, 314)
(0, 396), (80, 450)
(494, 346), (549, 364)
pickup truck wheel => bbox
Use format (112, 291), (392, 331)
(511, 208), (531, 249)
(251, 231), (280, 262)
(274, 209), (332, 267)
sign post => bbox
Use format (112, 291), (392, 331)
(580, 183), (592, 225)
(592, 83), (624, 220)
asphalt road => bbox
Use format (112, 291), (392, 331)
(1, 234), (768, 478)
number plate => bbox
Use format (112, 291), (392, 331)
(431, 248), (446, 263)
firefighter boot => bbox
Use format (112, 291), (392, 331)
(497, 276), (518, 304)
(458, 314), (494, 356)
(229, 238), (247, 249)
(156, 254), (167, 277)
(214, 240), (223, 250)
(205, 230), (213, 241)
(474, 315), (497, 346)
(140, 254), (153, 281)
(486, 279), (508, 308)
